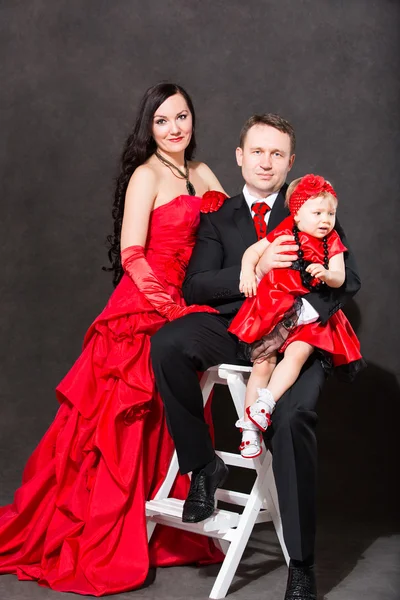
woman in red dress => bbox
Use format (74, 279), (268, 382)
(0, 83), (227, 595)
(229, 174), (364, 459)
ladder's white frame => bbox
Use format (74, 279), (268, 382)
(146, 364), (289, 599)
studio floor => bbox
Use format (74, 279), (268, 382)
(0, 520), (399, 600)
(1, 372), (400, 600)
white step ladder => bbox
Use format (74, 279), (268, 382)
(146, 364), (289, 599)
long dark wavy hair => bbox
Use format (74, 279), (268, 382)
(105, 82), (197, 286)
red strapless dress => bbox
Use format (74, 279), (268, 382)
(0, 195), (222, 595)
(229, 216), (363, 368)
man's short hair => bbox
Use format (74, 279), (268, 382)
(239, 114), (296, 155)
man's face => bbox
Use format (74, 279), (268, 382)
(236, 124), (295, 198)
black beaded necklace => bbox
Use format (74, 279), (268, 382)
(155, 151), (196, 196)
(293, 225), (329, 292)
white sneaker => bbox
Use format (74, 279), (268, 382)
(235, 419), (262, 459)
(247, 388), (276, 432)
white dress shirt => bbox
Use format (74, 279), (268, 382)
(243, 185), (279, 224)
(242, 185), (319, 325)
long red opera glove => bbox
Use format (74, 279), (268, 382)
(121, 245), (219, 321)
(200, 191), (228, 213)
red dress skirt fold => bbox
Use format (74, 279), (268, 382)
(0, 195), (222, 595)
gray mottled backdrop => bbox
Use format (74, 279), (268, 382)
(1, 0), (399, 531)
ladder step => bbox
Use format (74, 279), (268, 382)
(216, 450), (263, 469)
(215, 489), (270, 512)
(255, 510), (272, 524)
(216, 488), (250, 505)
(146, 497), (183, 518)
(218, 363), (253, 374)
(145, 498), (240, 533)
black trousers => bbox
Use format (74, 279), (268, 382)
(150, 312), (326, 561)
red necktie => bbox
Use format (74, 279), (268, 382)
(252, 202), (271, 240)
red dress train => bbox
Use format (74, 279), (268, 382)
(0, 195), (222, 596)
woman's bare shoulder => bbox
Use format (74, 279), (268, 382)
(190, 160), (212, 174)
(128, 162), (158, 187)
(190, 161), (226, 193)
(125, 163), (159, 204)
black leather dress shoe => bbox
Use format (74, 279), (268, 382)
(182, 455), (228, 523)
(284, 562), (317, 599)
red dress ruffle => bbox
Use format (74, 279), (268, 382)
(0, 195), (222, 596)
(229, 216), (363, 367)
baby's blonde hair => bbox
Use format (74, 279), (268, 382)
(285, 177), (338, 210)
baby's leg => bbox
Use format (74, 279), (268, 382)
(267, 341), (314, 402)
(236, 353), (277, 459)
(244, 353), (277, 419)
(248, 341), (314, 432)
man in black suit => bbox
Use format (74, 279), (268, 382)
(151, 114), (360, 600)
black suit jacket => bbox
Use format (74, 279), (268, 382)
(183, 185), (361, 323)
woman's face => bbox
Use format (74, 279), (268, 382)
(152, 93), (193, 155)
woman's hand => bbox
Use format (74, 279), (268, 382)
(166, 304), (219, 321)
(200, 191), (228, 213)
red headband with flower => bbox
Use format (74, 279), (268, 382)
(289, 174), (337, 216)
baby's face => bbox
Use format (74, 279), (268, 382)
(294, 194), (337, 238)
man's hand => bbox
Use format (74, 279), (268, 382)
(250, 322), (291, 362)
(255, 234), (298, 279)
(239, 271), (258, 297)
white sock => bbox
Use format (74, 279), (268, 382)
(255, 388), (276, 414)
(235, 418), (259, 431)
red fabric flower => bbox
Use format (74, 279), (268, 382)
(289, 174), (337, 216)
(200, 191), (228, 213)
(300, 174), (326, 196)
